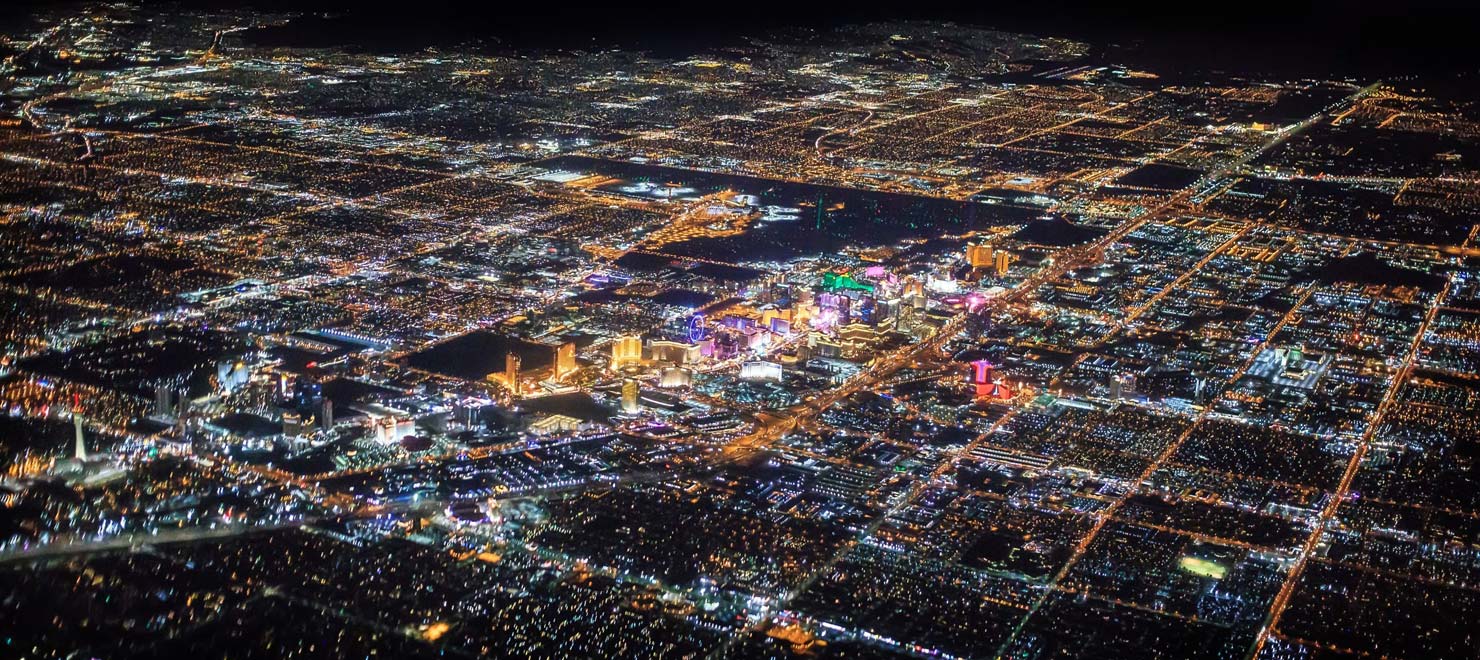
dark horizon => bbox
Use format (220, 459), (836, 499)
(252, 0), (1480, 78)
(8, 0), (1480, 77)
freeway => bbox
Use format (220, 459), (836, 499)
(0, 519), (313, 564)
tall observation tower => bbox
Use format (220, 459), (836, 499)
(72, 395), (88, 461)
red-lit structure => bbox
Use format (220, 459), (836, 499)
(969, 359), (1013, 399)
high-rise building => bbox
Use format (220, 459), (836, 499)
(621, 378), (640, 414)
(838, 323), (882, 355)
(966, 243), (994, 268)
(73, 408), (87, 461)
(970, 359), (993, 385)
(739, 361), (783, 382)
(659, 367), (692, 389)
(556, 342), (576, 380)
(902, 277), (924, 298)
(504, 352), (521, 396)
(320, 399), (334, 431)
(611, 335), (642, 370)
(649, 339), (698, 365)
(154, 383), (173, 419)
(994, 250), (1013, 277)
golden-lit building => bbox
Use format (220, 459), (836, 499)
(902, 277), (925, 298)
(648, 339), (698, 365)
(659, 367), (692, 389)
(611, 335), (643, 370)
(967, 243), (994, 268)
(760, 307), (793, 332)
(621, 378), (640, 414)
(994, 250), (1013, 276)
(504, 353), (521, 395)
(529, 413), (581, 435)
(838, 323), (884, 358)
(967, 243), (1012, 276)
(555, 341), (576, 380)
